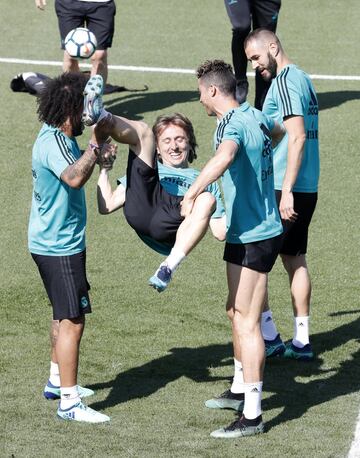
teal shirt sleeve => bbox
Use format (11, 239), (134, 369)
(43, 136), (78, 179)
(117, 174), (126, 186)
(221, 121), (245, 147)
(275, 74), (304, 119)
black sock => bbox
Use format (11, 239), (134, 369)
(230, 392), (245, 401)
(241, 414), (262, 426)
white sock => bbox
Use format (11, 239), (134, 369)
(293, 316), (310, 347)
(261, 310), (279, 341)
(243, 381), (263, 420)
(230, 358), (245, 394)
(60, 385), (81, 410)
(49, 361), (60, 387)
(163, 248), (186, 272)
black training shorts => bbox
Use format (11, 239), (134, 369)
(31, 250), (91, 320)
(276, 190), (318, 256)
(55, 0), (116, 50)
(223, 234), (283, 273)
(123, 150), (184, 246)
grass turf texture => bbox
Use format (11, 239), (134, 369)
(1, 0), (360, 456)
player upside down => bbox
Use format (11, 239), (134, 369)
(83, 75), (226, 292)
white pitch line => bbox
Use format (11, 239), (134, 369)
(1, 57), (360, 81)
(348, 409), (360, 458)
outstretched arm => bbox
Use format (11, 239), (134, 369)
(60, 143), (98, 189)
(181, 140), (238, 217)
(97, 168), (126, 214)
(61, 142), (117, 189)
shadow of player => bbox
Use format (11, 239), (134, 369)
(263, 312), (360, 429)
(88, 342), (233, 411)
(88, 312), (360, 433)
(103, 90), (199, 120)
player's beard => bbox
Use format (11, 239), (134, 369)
(267, 53), (278, 79)
(257, 53), (278, 81)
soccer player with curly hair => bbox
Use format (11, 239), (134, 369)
(29, 72), (113, 423)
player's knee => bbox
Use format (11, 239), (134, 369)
(232, 26), (251, 40)
(59, 316), (85, 338)
(138, 121), (153, 139)
(63, 53), (79, 73)
(203, 192), (216, 212)
(226, 308), (234, 321)
(281, 254), (307, 274)
(195, 192), (216, 215)
(90, 50), (107, 71)
(226, 299), (235, 321)
(233, 311), (258, 336)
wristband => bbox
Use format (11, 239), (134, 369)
(88, 142), (100, 156)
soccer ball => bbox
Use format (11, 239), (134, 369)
(64, 27), (97, 59)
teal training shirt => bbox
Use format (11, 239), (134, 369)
(215, 103), (283, 244)
(118, 161), (225, 255)
(263, 64), (320, 192)
(28, 124), (86, 256)
(157, 162), (224, 218)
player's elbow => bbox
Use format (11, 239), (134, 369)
(298, 132), (307, 145)
(210, 217), (226, 241)
(68, 179), (84, 190)
(61, 171), (85, 190)
(97, 197), (124, 215)
(98, 205), (110, 215)
(213, 230), (226, 242)
(290, 132), (306, 146)
(97, 189), (112, 214)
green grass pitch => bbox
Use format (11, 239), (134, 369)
(1, 0), (360, 456)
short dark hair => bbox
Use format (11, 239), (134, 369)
(152, 113), (198, 163)
(196, 59), (236, 97)
(37, 72), (87, 128)
(244, 28), (280, 49)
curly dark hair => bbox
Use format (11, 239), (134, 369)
(152, 113), (198, 163)
(196, 59), (236, 97)
(36, 72), (88, 128)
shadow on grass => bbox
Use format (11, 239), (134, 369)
(88, 313), (360, 431)
(263, 314), (360, 429)
(103, 90), (199, 120)
(318, 90), (360, 111)
(88, 342), (233, 411)
(101, 89), (360, 120)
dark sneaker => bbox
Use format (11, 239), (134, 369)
(283, 342), (314, 361)
(205, 389), (244, 412)
(149, 264), (172, 292)
(210, 415), (264, 438)
(235, 79), (249, 104)
(82, 75), (104, 126)
(265, 333), (286, 358)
